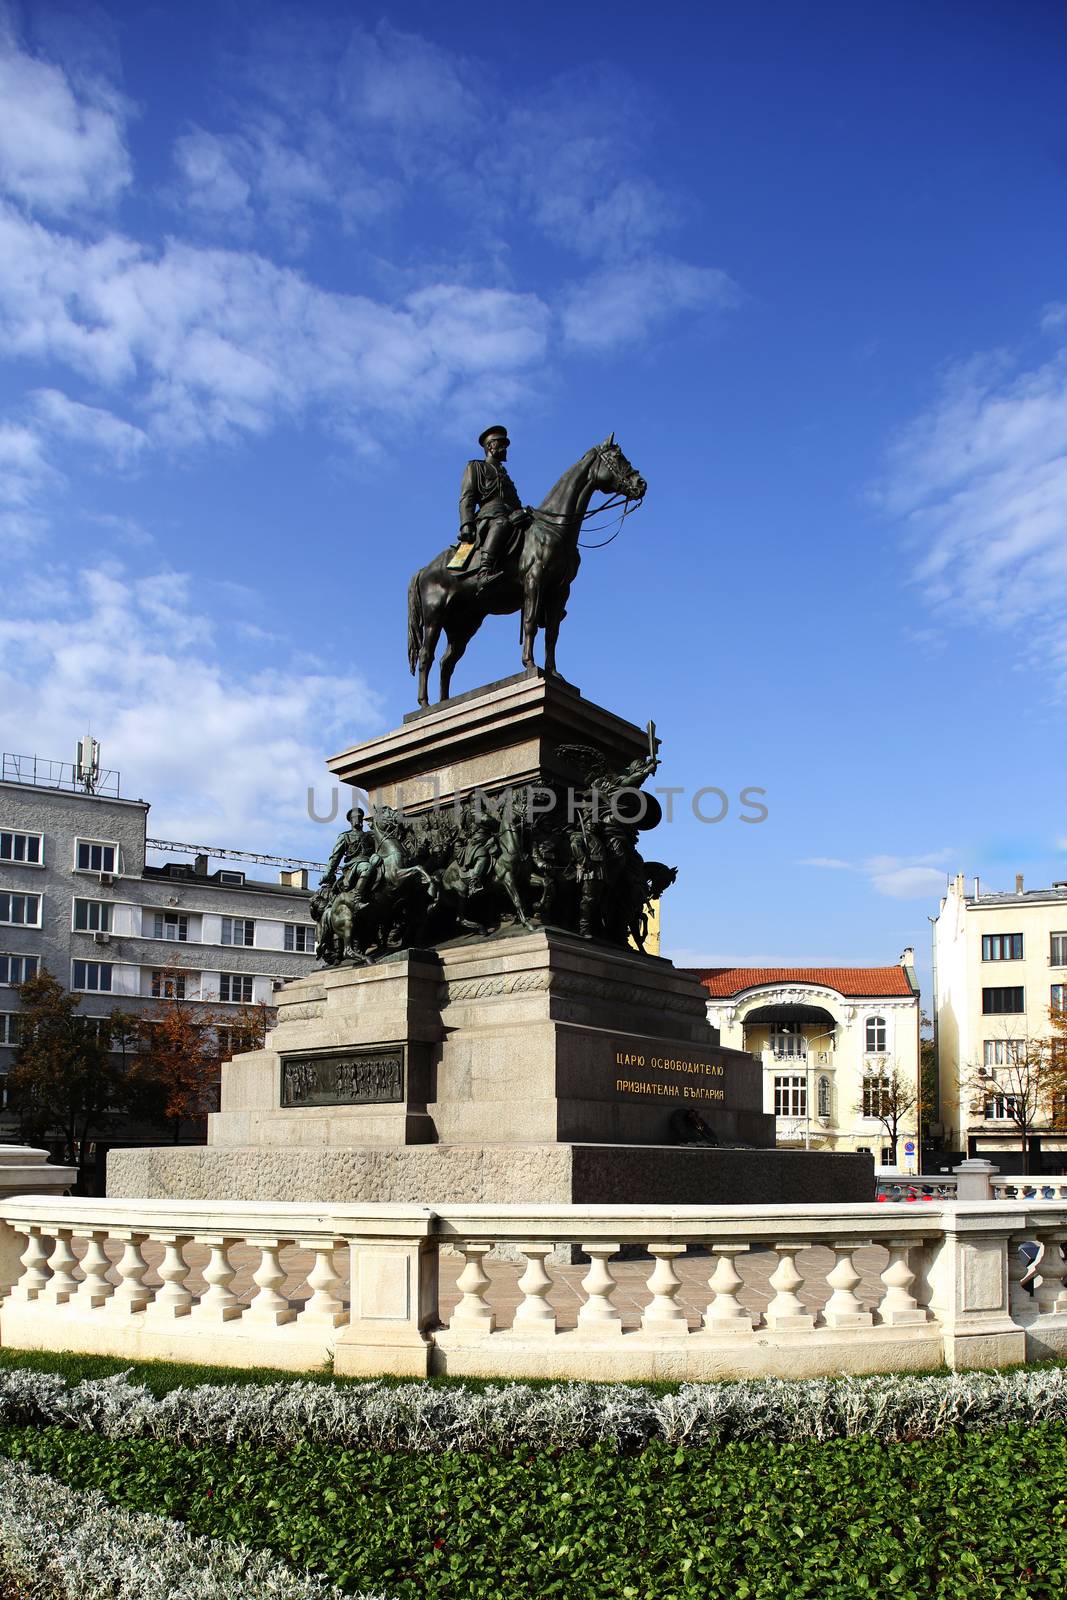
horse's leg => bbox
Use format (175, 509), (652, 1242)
(521, 568), (541, 671)
(439, 621), (475, 702)
(417, 612), (443, 708)
(500, 867), (532, 930)
(542, 592), (566, 678)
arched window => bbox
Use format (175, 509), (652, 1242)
(817, 1074), (831, 1119)
(865, 1015), (887, 1054)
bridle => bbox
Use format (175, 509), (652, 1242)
(534, 443), (644, 550)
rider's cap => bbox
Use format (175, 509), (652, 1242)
(346, 806), (364, 823)
(478, 425), (509, 448)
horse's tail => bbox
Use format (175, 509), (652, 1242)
(407, 571), (423, 675)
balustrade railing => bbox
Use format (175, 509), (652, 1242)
(2, 1196), (1066, 1379)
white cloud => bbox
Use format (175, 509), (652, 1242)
(0, 417), (54, 544)
(0, 19), (130, 215)
(867, 864), (948, 901)
(33, 387), (147, 463)
(0, 564), (381, 854)
(803, 851), (952, 901)
(882, 314), (1067, 688)
(0, 201), (552, 444)
(561, 256), (740, 351)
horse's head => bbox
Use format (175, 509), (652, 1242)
(591, 433), (646, 504)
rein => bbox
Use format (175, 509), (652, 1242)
(532, 446), (642, 550)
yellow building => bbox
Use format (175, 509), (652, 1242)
(690, 957), (921, 1169)
(934, 872), (1067, 1160)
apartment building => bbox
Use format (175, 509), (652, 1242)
(934, 871), (1067, 1160)
(691, 956), (921, 1168)
(0, 754), (318, 1113)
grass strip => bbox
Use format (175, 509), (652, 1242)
(1, 1423), (1065, 1598)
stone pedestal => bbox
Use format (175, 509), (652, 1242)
(107, 674), (874, 1209)
(109, 929), (873, 1207)
(328, 668), (651, 813)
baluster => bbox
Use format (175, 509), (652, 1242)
(576, 1241), (623, 1337)
(1007, 1234), (1037, 1323)
(72, 1230), (114, 1309)
(821, 1242), (874, 1329)
(244, 1237), (297, 1327)
(449, 1242), (496, 1333)
(876, 1238), (930, 1325)
(641, 1243), (689, 1336)
(764, 1244), (816, 1332)
(512, 1243), (556, 1336)
(1033, 1229), (1067, 1316)
(38, 1229), (79, 1306)
(143, 1234), (193, 1321)
(295, 1237), (345, 1328)
(8, 1226), (52, 1302)
(104, 1231), (150, 1315)
(189, 1235), (240, 1323)
(702, 1245), (757, 1333)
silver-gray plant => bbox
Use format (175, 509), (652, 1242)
(0, 1457), (386, 1600)
(2, 1364), (1067, 1451)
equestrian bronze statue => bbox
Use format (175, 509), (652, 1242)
(407, 430), (645, 707)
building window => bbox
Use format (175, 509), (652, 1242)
(219, 972), (254, 1003)
(982, 933), (1023, 961)
(73, 899), (112, 933)
(153, 911), (189, 942)
(1052, 1094), (1067, 1130)
(1053, 985), (1066, 1012)
(151, 970), (186, 1000)
(0, 892), (41, 928)
(770, 1023), (805, 1058)
(72, 960), (112, 993)
(862, 1073), (892, 1118)
(218, 870), (245, 886)
(774, 1074), (806, 1117)
(0, 954), (38, 986)
(0, 1014), (21, 1046)
(984, 1039), (1024, 1069)
(865, 1016), (887, 1054)
(1051, 933), (1067, 968)
(983, 1093), (1019, 1121)
(284, 923), (314, 953)
(75, 839), (117, 874)
(982, 986), (1024, 1014)
(0, 830), (42, 865)
(221, 917), (255, 947)
(817, 1074), (831, 1119)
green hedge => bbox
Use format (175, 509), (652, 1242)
(2, 1424), (1065, 1599)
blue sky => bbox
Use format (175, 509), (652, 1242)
(1, 0), (1066, 1000)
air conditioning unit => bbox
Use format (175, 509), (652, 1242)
(99, 872), (115, 886)
(92, 931), (111, 945)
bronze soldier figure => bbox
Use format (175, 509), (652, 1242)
(320, 808), (379, 907)
(451, 425), (532, 589)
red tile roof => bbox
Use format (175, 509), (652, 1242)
(691, 966), (915, 999)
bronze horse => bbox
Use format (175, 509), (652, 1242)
(407, 437), (645, 707)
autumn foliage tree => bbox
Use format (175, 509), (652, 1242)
(133, 980), (271, 1141)
(853, 1061), (919, 1165)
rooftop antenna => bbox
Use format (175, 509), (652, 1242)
(76, 733), (100, 795)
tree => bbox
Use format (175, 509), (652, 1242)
(133, 981), (272, 1142)
(7, 969), (125, 1154)
(918, 1012), (939, 1145)
(962, 1027), (1067, 1175)
(854, 1061), (918, 1165)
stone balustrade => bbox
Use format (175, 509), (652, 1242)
(2, 1196), (1066, 1379)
